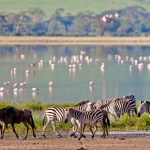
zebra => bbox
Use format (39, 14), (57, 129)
(42, 106), (65, 138)
(92, 94), (136, 110)
(42, 101), (94, 138)
(137, 100), (150, 117)
(64, 108), (110, 140)
(93, 99), (137, 119)
(70, 100), (96, 138)
(108, 99), (137, 118)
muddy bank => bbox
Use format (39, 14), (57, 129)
(0, 135), (150, 150)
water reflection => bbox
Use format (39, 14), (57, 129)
(0, 45), (150, 103)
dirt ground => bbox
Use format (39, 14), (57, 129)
(0, 134), (150, 150)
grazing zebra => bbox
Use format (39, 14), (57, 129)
(64, 108), (110, 140)
(92, 95), (137, 119)
(42, 101), (93, 138)
(108, 99), (137, 118)
(93, 99), (137, 119)
(92, 94), (136, 110)
(137, 100), (150, 117)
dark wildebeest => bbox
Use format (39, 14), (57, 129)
(0, 106), (36, 139)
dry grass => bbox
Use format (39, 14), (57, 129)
(0, 36), (150, 45)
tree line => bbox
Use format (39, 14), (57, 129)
(0, 6), (150, 36)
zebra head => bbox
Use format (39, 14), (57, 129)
(137, 101), (150, 117)
(122, 94), (136, 101)
(64, 108), (73, 123)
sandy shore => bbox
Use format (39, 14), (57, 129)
(0, 36), (150, 45)
(0, 134), (150, 150)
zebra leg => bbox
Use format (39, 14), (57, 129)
(51, 121), (62, 138)
(78, 124), (86, 141)
(82, 124), (86, 133)
(42, 118), (50, 138)
(23, 122), (29, 139)
(70, 118), (78, 138)
(91, 125), (97, 139)
(11, 123), (19, 139)
(100, 123), (106, 138)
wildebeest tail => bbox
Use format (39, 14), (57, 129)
(30, 113), (36, 129)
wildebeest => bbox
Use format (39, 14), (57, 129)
(0, 106), (36, 139)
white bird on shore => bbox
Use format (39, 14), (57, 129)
(89, 81), (96, 87)
(49, 81), (54, 87)
(32, 87), (39, 92)
(100, 62), (105, 72)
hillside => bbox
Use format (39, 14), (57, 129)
(0, 0), (150, 17)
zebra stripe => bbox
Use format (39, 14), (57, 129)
(64, 108), (110, 140)
(137, 100), (150, 117)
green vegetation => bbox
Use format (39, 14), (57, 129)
(0, 0), (150, 17)
(0, 100), (150, 134)
(0, 5), (150, 36)
(0, 100), (74, 111)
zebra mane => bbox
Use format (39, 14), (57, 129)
(117, 94), (135, 100)
(74, 100), (93, 106)
(141, 100), (150, 105)
(139, 100), (150, 104)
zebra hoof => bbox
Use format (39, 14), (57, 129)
(78, 137), (81, 141)
(42, 134), (46, 138)
(23, 137), (27, 140)
(58, 135), (62, 138)
(91, 135), (94, 139)
(101, 135), (105, 138)
(71, 133), (75, 137)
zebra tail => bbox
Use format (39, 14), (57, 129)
(42, 113), (46, 127)
(134, 107), (137, 115)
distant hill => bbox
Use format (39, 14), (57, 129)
(0, 0), (150, 17)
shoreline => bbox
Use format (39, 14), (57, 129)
(0, 135), (150, 150)
(0, 36), (150, 45)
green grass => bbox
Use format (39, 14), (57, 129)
(0, 100), (150, 134)
(0, 0), (150, 17)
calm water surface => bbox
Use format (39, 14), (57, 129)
(0, 45), (150, 103)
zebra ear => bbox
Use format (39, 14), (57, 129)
(139, 100), (144, 104)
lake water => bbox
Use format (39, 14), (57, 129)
(0, 45), (150, 103)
